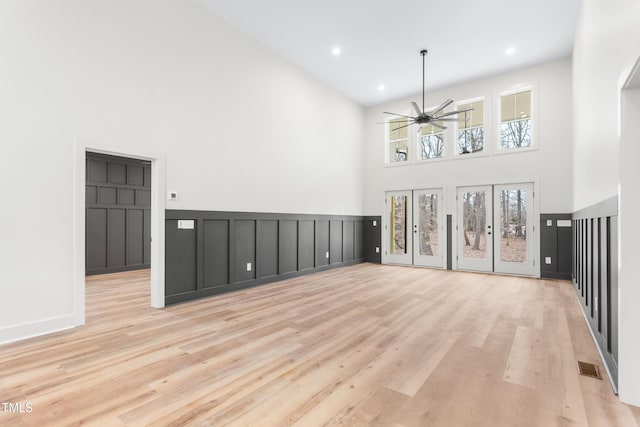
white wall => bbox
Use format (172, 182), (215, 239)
(572, 0), (640, 210)
(573, 0), (640, 408)
(363, 58), (573, 216)
(0, 0), (364, 342)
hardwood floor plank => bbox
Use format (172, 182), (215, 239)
(0, 264), (637, 426)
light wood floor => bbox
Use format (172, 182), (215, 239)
(1, 264), (639, 426)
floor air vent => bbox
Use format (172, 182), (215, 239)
(577, 361), (602, 379)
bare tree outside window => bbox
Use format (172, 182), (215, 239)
(458, 127), (484, 154)
(501, 119), (531, 149)
(420, 133), (444, 159)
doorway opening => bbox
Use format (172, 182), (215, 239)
(73, 142), (165, 329)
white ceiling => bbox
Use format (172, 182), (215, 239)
(197, 0), (581, 107)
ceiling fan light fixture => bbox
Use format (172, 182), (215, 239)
(383, 49), (473, 132)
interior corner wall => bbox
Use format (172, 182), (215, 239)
(363, 58), (573, 216)
(0, 0), (364, 344)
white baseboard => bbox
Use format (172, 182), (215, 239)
(0, 313), (83, 346)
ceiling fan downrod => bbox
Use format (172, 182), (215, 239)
(421, 49), (427, 115)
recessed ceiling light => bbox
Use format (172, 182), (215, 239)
(378, 84), (385, 91)
(506, 47), (516, 55)
(331, 46), (341, 56)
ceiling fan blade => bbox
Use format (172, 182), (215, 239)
(411, 102), (423, 116)
(434, 107), (473, 119)
(430, 99), (454, 116)
(428, 122), (447, 130)
(383, 112), (416, 119)
(390, 123), (413, 132)
(434, 117), (469, 122)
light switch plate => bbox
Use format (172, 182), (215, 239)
(373, 220), (377, 227)
(246, 262), (252, 272)
(546, 220), (553, 226)
(375, 247), (380, 253)
(325, 251), (329, 259)
(178, 220), (194, 229)
(545, 256), (552, 264)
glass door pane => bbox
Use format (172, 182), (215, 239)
(391, 194), (408, 254)
(383, 191), (413, 265)
(413, 189), (444, 267)
(457, 185), (493, 272)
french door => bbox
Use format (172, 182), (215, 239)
(457, 183), (534, 275)
(383, 189), (444, 268)
(494, 183), (535, 275)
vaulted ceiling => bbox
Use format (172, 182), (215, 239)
(198, 0), (581, 106)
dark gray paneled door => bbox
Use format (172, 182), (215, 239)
(86, 153), (151, 275)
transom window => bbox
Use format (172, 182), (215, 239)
(387, 117), (409, 163)
(419, 124), (444, 160)
(457, 99), (484, 155)
(499, 89), (532, 150)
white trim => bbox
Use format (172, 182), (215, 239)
(496, 84), (539, 153)
(74, 140), (167, 323)
(617, 41), (640, 407)
(0, 314), (78, 345)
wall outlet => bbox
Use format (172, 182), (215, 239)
(246, 262), (252, 272)
(375, 247), (380, 253)
(546, 219), (553, 226)
(545, 256), (552, 264)
(168, 191), (179, 201)
(325, 251), (329, 259)
(372, 220), (377, 227)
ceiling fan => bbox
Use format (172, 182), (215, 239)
(384, 49), (473, 132)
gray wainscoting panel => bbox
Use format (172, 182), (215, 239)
(540, 214), (572, 280)
(165, 219), (197, 296)
(315, 220), (330, 267)
(235, 220), (256, 283)
(330, 220), (343, 265)
(127, 210), (144, 266)
(108, 209), (126, 268)
(342, 220), (355, 262)
(278, 220), (298, 274)
(364, 216), (382, 264)
(165, 211), (367, 305)
(86, 152), (151, 275)
(298, 220), (315, 271)
(258, 220), (279, 279)
(610, 216), (619, 363)
(355, 220), (364, 260)
(87, 208), (107, 270)
(110, 163), (126, 184)
(203, 220), (229, 288)
(572, 199), (619, 391)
